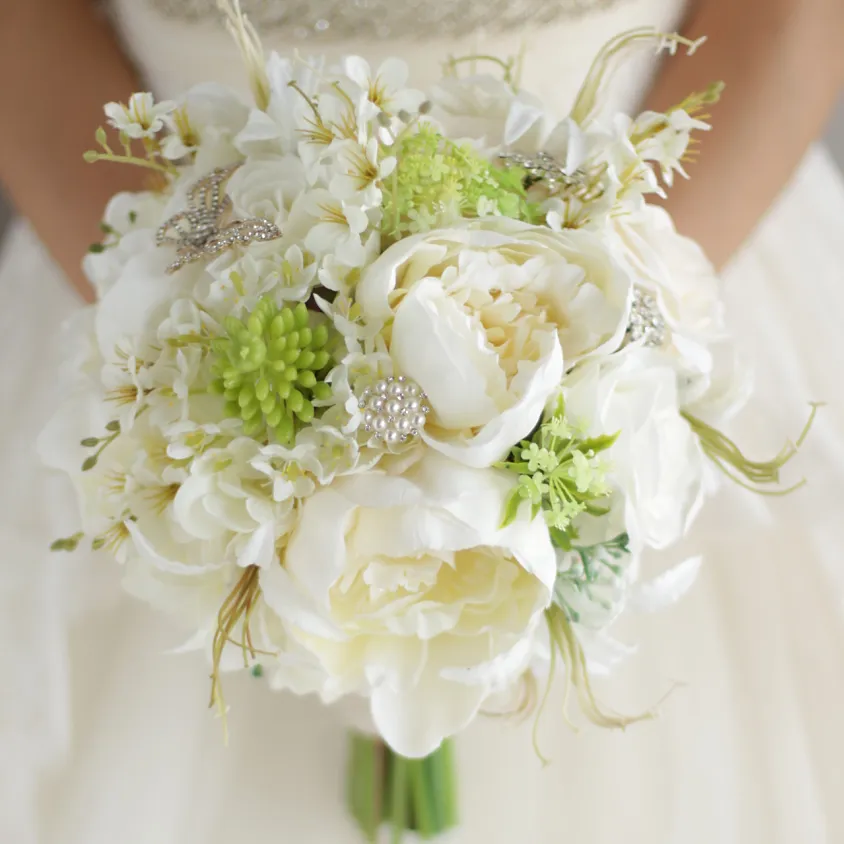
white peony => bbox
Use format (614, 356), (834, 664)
(261, 451), (556, 757)
(355, 217), (632, 467)
(562, 347), (710, 551)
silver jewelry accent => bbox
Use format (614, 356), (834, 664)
(625, 288), (667, 348)
(498, 151), (604, 202)
(149, 0), (620, 42)
(357, 375), (430, 444)
(156, 164), (282, 274)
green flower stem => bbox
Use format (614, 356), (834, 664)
(83, 150), (177, 175)
(348, 733), (379, 842)
(80, 426), (121, 472)
(436, 738), (458, 828)
(389, 753), (409, 844)
(347, 732), (459, 842)
(444, 54), (517, 85)
(411, 758), (435, 838)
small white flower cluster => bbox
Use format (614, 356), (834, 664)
(42, 30), (750, 758)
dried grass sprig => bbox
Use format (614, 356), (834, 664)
(209, 564), (262, 740)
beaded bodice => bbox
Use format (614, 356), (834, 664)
(148, 0), (622, 42)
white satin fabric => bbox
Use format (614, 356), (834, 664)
(3, 0), (844, 841)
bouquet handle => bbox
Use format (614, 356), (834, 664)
(347, 731), (458, 841)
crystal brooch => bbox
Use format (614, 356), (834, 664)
(626, 288), (667, 348)
(156, 163), (282, 274)
(498, 150), (602, 201)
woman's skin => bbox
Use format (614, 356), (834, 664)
(645, 0), (844, 268)
(0, 0), (148, 300)
(1, 0), (843, 300)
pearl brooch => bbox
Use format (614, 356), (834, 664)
(357, 376), (430, 444)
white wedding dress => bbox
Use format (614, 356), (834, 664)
(3, 1), (844, 842)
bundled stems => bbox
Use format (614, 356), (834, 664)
(348, 733), (459, 842)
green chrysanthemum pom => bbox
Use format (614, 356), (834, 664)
(210, 297), (333, 444)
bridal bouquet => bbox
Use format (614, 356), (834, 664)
(42, 3), (815, 839)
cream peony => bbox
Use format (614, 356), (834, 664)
(261, 451), (556, 757)
(355, 217), (632, 467)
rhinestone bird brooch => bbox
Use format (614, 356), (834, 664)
(498, 150), (604, 203)
(156, 163), (282, 274)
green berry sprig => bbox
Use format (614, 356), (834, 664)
(210, 297), (334, 444)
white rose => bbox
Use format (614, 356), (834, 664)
(614, 205), (726, 348)
(355, 217), (632, 467)
(563, 347), (709, 550)
(429, 75), (551, 150)
(612, 205), (750, 416)
(261, 451), (556, 757)
(225, 153), (307, 229)
(95, 247), (199, 362)
(173, 437), (294, 568)
(121, 518), (235, 631)
(83, 190), (168, 299)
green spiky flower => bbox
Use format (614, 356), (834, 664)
(382, 123), (536, 239)
(496, 396), (618, 548)
(210, 297), (334, 444)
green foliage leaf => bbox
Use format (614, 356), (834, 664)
(578, 430), (620, 454)
(499, 487), (523, 529)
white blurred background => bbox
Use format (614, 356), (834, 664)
(1, 100), (843, 247)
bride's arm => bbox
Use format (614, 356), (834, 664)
(646, 0), (844, 268)
(0, 0), (145, 301)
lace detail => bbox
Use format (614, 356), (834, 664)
(148, 0), (622, 41)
